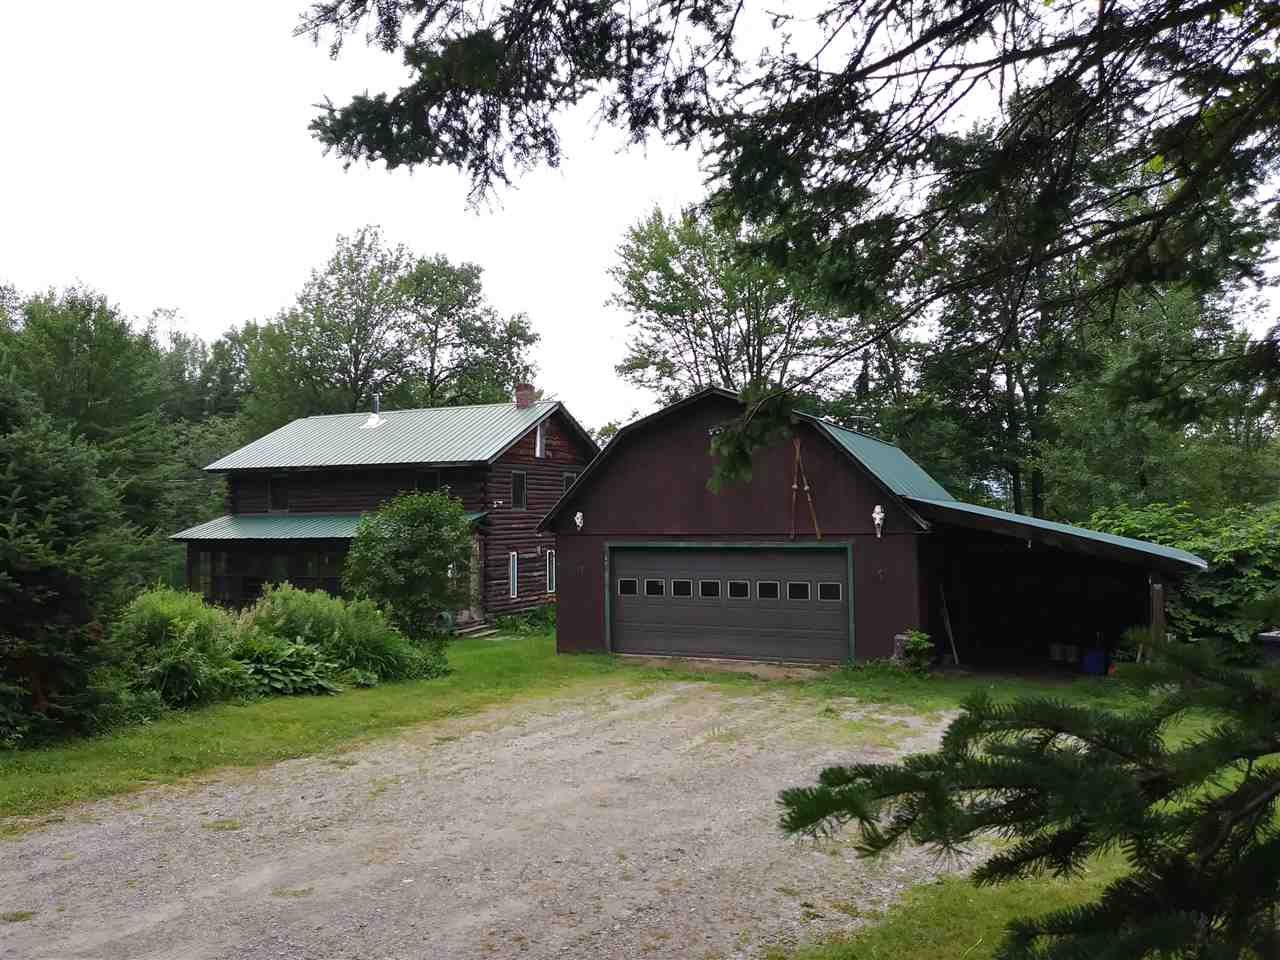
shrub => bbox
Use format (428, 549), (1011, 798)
(244, 584), (442, 681)
(493, 603), (556, 636)
(900, 628), (935, 676)
(1089, 500), (1280, 645)
(85, 678), (168, 733)
(110, 587), (248, 707)
(230, 629), (341, 697)
(344, 491), (473, 654)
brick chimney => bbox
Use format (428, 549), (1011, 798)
(514, 383), (536, 409)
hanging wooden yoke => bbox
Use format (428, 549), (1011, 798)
(790, 437), (822, 540)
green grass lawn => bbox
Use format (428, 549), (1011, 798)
(0, 632), (615, 821)
(0, 633), (1136, 824)
(769, 855), (1128, 960)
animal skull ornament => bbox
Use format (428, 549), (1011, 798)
(574, 511), (584, 531)
(872, 504), (885, 539)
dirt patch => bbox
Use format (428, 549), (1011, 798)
(0, 683), (967, 960)
(620, 655), (836, 681)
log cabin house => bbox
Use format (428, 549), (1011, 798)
(172, 385), (598, 620)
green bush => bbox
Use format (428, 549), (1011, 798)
(85, 677), (168, 733)
(0, 677), (34, 749)
(230, 629), (341, 697)
(900, 629), (935, 676)
(110, 587), (249, 707)
(493, 603), (557, 636)
(243, 584), (442, 681)
(1089, 501), (1280, 644)
(344, 491), (472, 652)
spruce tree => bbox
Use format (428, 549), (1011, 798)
(0, 379), (133, 744)
(780, 643), (1280, 958)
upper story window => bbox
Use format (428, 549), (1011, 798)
(535, 422), (547, 458)
(511, 470), (527, 509)
(268, 473), (289, 512)
(417, 470), (441, 493)
(562, 472), (578, 493)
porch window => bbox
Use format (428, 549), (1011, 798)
(417, 470), (441, 493)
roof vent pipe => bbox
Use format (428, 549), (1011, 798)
(514, 383), (535, 409)
(360, 392), (386, 430)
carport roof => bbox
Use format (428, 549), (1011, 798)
(906, 497), (1207, 573)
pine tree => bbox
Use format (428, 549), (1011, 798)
(0, 379), (134, 744)
(780, 643), (1280, 958)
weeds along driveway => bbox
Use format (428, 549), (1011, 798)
(0, 677), (967, 960)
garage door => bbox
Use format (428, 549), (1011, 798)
(610, 547), (850, 662)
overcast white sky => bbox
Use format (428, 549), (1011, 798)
(0, 3), (708, 430)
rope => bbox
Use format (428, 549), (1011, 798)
(791, 438), (822, 541)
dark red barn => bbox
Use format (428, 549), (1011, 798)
(540, 388), (1204, 665)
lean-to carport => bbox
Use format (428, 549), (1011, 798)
(908, 498), (1207, 669)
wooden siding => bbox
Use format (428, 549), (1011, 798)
(482, 411), (594, 616)
(549, 393), (924, 660)
(226, 467), (487, 515)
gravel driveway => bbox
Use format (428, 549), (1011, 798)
(0, 677), (967, 960)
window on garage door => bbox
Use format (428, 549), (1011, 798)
(756, 580), (780, 600)
(698, 579), (721, 598)
(727, 580), (750, 599)
(818, 582), (842, 601)
(787, 581), (811, 600)
(618, 578), (638, 596)
(672, 579), (693, 597)
(644, 579), (665, 597)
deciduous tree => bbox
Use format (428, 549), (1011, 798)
(611, 206), (863, 403)
(343, 491), (473, 676)
(242, 227), (540, 434)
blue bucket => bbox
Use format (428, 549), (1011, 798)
(1081, 648), (1107, 676)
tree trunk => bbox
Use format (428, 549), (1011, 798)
(1031, 466), (1045, 519)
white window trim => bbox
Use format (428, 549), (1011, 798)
(756, 580), (781, 600)
(546, 549), (556, 593)
(818, 582), (843, 602)
(535, 422), (546, 458)
(726, 579), (751, 600)
(508, 551), (519, 598)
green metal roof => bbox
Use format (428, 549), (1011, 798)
(802, 416), (955, 500)
(207, 400), (567, 471)
(907, 497), (1207, 571)
(170, 512), (487, 541)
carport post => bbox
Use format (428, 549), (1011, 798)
(1149, 572), (1166, 645)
